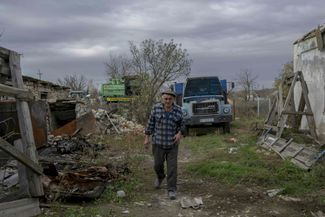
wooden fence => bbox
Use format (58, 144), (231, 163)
(0, 47), (43, 217)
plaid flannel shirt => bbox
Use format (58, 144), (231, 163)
(145, 103), (184, 149)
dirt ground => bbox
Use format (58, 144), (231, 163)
(99, 144), (325, 217)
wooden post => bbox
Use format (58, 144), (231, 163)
(277, 72), (298, 137)
(9, 51), (44, 197)
(295, 94), (305, 130)
(14, 139), (30, 197)
(298, 71), (318, 140)
(265, 92), (278, 125)
(276, 71), (318, 141)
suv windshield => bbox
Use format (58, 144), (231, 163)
(184, 78), (223, 97)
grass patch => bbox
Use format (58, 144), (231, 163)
(38, 203), (115, 217)
(97, 176), (140, 204)
(185, 119), (325, 196)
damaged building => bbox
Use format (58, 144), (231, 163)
(259, 24), (325, 170)
(0, 73), (74, 148)
(293, 23), (325, 143)
(0, 46), (138, 217)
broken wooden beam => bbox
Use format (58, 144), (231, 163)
(9, 51), (44, 197)
(0, 83), (33, 100)
(0, 137), (43, 175)
(282, 111), (313, 116)
(0, 198), (40, 217)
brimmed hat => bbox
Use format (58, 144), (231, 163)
(161, 90), (176, 97)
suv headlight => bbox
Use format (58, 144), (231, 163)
(223, 107), (230, 114)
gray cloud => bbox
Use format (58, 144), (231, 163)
(0, 0), (324, 88)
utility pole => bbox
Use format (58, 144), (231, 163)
(37, 69), (42, 80)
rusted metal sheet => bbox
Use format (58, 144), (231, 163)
(76, 112), (100, 136)
(30, 101), (48, 148)
(51, 120), (76, 136)
(0, 101), (48, 148)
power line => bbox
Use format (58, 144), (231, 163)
(37, 69), (42, 80)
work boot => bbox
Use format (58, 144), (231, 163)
(154, 177), (164, 189)
(168, 190), (177, 200)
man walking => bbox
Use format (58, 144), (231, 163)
(144, 90), (184, 200)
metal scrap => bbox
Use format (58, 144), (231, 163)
(38, 135), (130, 201)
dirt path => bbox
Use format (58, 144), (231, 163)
(103, 144), (324, 217)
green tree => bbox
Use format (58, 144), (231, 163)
(129, 39), (192, 123)
(274, 61), (293, 97)
(105, 39), (192, 123)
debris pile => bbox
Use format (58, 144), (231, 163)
(0, 134), (130, 202)
(38, 135), (129, 201)
(42, 166), (116, 201)
(0, 161), (19, 195)
(94, 109), (144, 134)
(47, 135), (103, 154)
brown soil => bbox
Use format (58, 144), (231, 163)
(100, 144), (325, 217)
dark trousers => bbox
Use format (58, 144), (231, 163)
(152, 144), (178, 191)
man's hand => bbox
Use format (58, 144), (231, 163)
(144, 136), (150, 149)
(173, 131), (182, 144)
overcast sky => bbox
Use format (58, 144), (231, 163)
(0, 0), (324, 88)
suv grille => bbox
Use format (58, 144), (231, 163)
(193, 102), (219, 115)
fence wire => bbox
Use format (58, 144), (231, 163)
(234, 97), (271, 119)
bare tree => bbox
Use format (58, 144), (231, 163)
(237, 69), (258, 101)
(105, 54), (132, 79)
(129, 39), (192, 123)
(57, 73), (87, 91)
(87, 79), (99, 98)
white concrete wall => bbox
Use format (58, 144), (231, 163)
(294, 36), (325, 143)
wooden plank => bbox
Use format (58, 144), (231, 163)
(261, 134), (278, 148)
(290, 158), (310, 170)
(281, 142), (304, 158)
(0, 137), (42, 175)
(287, 92), (297, 127)
(0, 83), (33, 100)
(282, 111), (313, 116)
(0, 198), (40, 217)
(264, 124), (278, 132)
(9, 51), (44, 197)
(278, 80), (284, 118)
(277, 72), (298, 137)
(264, 93), (278, 125)
(14, 139), (31, 196)
(298, 71), (318, 140)
(295, 94), (305, 129)
(294, 147), (319, 167)
(292, 146), (304, 158)
(270, 137), (287, 152)
(278, 138), (293, 152)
